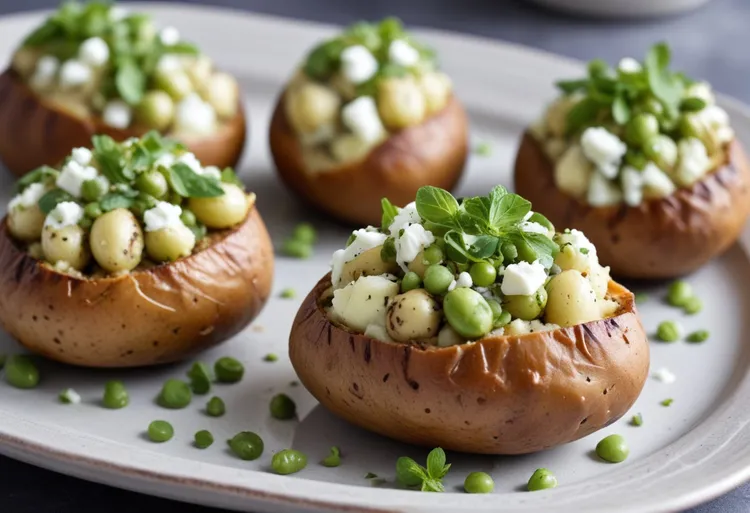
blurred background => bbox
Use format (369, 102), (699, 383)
(0, 0), (747, 512)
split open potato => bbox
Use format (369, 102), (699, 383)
(268, 18), (468, 226)
(289, 185), (649, 454)
(0, 2), (246, 176)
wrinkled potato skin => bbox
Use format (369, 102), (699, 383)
(338, 246), (398, 287)
(289, 273), (649, 455)
(514, 132), (750, 279)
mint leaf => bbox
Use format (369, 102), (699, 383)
(396, 457), (427, 487)
(555, 78), (589, 95)
(645, 42), (683, 115)
(444, 231), (470, 264)
(425, 447), (446, 479)
(565, 97), (601, 135)
(421, 478), (445, 493)
(438, 463), (452, 479)
(23, 20), (61, 46)
(467, 235), (499, 260)
(509, 231), (558, 268)
(100, 192), (134, 212)
(491, 193), (531, 230)
(526, 212), (555, 233)
(221, 168), (244, 188)
(93, 135), (132, 183)
(169, 163), (224, 198)
(381, 198), (399, 231)
(116, 58), (146, 105)
(16, 166), (58, 194)
(38, 189), (74, 214)
(416, 186), (460, 229)
(162, 42), (199, 55)
(461, 196), (490, 231)
(680, 97), (707, 112)
(612, 94), (630, 124)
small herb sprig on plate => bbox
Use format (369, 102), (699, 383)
(396, 447), (451, 492)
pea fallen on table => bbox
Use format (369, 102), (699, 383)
(194, 429), (214, 449)
(148, 420), (174, 443)
(527, 468), (557, 491)
(464, 471), (494, 493)
(272, 449), (308, 475)
(214, 356), (244, 383)
(4, 355), (39, 389)
(595, 434), (629, 463)
(102, 380), (128, 409)
(206, 396), (226, 417)
(158, 378), (192, 409)
(270, 393), (297, 420)
(228, 431), (264, 460)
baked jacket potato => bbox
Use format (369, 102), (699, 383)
(289, 186), (649, 454)
(0, 132), (272, 367)
(0, 2), (246, 176)
(269, 18), (468, 227)
(514, 45), (750, 279)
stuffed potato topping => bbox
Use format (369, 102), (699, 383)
(289, 186), (648, 454)
(0, 1), (246, 176)
(269, 18), (468, 226)
(515, 43), (750, 279)
(0, 132), (272, 367)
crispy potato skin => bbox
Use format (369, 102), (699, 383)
(289, 274), (649, 455)
(514, 132), (750, 279)
(0, 207), (273, 368)
(269, 92), (469, 226)
(0, 69), (247, 176)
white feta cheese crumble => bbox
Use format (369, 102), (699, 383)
(45, 201), (84, 229)
(156, 54), (184, 73)
(9, 182), (46, 210)
(202, 165), (222, 180)
(56, 160), (98, 197)
(618, 57), (642, 74)
(70, 147), (92, 166)
(388, 202), (421, 236)
(501, 260), (547, 296)
(652, 367), (676, 384)
(330, 228), (388, 287)
(697, 105), (734, 143)
(642, 162), (677, 197)
(395, 223), (435, 272)
(144, 201), (184, 232)
(676, 137), (710, 186)
(447, 279), (457, 292)
(159, 26), (181, 46)
(102, 100), (132, 129)
(388, 40), (420, 67)
(456, 272), (473, 288)
(30, 55), (59, 88)
(174, 93), (217, 135)
(520, 221), (549, 235)
(175, 152), (203, 173)
(60, 388), (81, 404)
(59, 59), (92, 89)
(650, 135), (678, 168)
(78, 37), (110, 67)
(154, 152), (176, 170)
(341, 96), (386, 144)
(587, 171), (623, 206)
(686, 81), (715, 105)
(620, 166), (644, 207)
(567, 228), (597, 256)
(580, 127), (627, 179)
(340, 45), (378, 84)
(330, 275), (399, 331)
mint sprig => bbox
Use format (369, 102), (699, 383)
(395, 447), (451, 492)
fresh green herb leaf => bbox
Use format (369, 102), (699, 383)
(661, 398), (674, 407)
(508, 231), (558, 268)
(421, 478), (445, 493)
(425, 447), (446, 480)
(115, 58), (146, 105)
(38, 189), (74, 214)
(380, 237), (397, 263)
(220, 167), (243, 187)
(279, 288), (296, 299)
(565, 97), (602, 135)
(321, 446), (341, 467)
(474, 141), (492, 157)
(612, 94), (631, 124)
(395, 457), (427, 487)
(364, 472), (378, 479)
(680, 97), (707, 112)
(686, 329), (709, 343)
(162, 42), (199, 54)
(467, 235), (499, 260)
(555, 78), (589, 95)
(490, 191), (531, 230)
(15, 166), (58, 194)
(579, 247), (590, 255)
(381, 198), (399, 231)
(631, 413), (643, 426)
(93, 135), (132, 183)
(587, 58), (611, 78)
(645, 42), (683, 115)
(169, 163), (224, 198)
(23, 20), (61, 47)
(415, 186), (460, 229)
(443, 230), (470, 264)
(100, 192), (135, 212)
(263, 353), (278, 362)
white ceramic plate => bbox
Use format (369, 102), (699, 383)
(1, 4), (749, 513)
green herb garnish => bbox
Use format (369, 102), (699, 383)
(631, 413), (643, 426)
(686, 329), (709, 343)
(395, 447), (451, 492)
(280, 288), (296, 299)
(661, 398), (674, 407)
(321, 446), (342, 467)
(474, 141), (492, 157)
(263, 353), (279, 362)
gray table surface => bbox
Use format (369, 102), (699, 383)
(0, 0), (748, 511)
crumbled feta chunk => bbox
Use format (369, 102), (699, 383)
(650, 134), (678, 168)
(78, 37), (110, 67)
(56, 160), (98, 197)
(618, 57), (642, 73)
(652, 367), (676, 384)
(388, 202), (421, 236)
(202, 165), (222, 180)
(580, 127), (627, 179)
(174, 93), (217, 135)
(341, 96), (386, 144)
(395, 223), (435, 272)
(642, 162), (677, 198)
(388, 40), (420, 67)
(340, 45), (378, 84)
(676, 137), (710, 186)
(587, 171), (623, 206)
(156, 54), (184, 73)
(501, 260), (547, 296)
(159, 26), (181, 46)
(154, 152), (176, 170)
(520, 221), (549, 235)
(59, 59), (92, 89)
(505, 318), (531, 336)
(30, 55), (59, 88)
(144, 201), (184, 232)
(697, 105), (734, 143)
(620, 166), (644, 207)
(456, 272), (472, 288)
(567, 228), (597, 257)
(330, 228), (388, 287)
(9, 182), (46, 210)
(70, 147), (92, 166)
(45, 201), (84, 229)
(686, 81), (715, 105)
(102, 100), (132, 129)
(176, 152), (203, 173)
(330, 275), (399, 331)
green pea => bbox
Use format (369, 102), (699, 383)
(641, 97), (664, 118)
(423, 265), (454, 295)
(443, 288), (493, 339)
(503, 287), (547, 321)
(683, 296), (702, 315)
(135, 170), (169, 199)
(194, 429), (214, 449)
(656, 321), (681, 342)
(304, 39), (345, 81)
(401, 271), (421, 293)
(422, 245), (444, 266)
(206, 396), (226, 417)
(624, 150), (648, 170)
(84, 202), (103, 219)
(186, 362), (212, 395)
(500, 242), (518, 262)
(527, 468), (557, 491)
(180, 209), (197, 227)
(228, 431), (264, 460)
(136, 90), (175, 131)
(321, 446), (341, 467)
(469, 262), (497, 287)
(595, 434), (629, 463)
(626, 113), (659, 147)
(214, 356), (244, 383)
(493, 310), (512, 328)
(166, 190), (183, 205)
(148, 420), (174, 443)
(487, 299), (502, 319)
(380, 237), (397, 263)
(464, 471), (494, 493)
(264, 353), (279, 362)
(81, 176), (109, 202)
(270, 393), (297, 420)
(292, 223), (317, 245)
(272, 449), (308, 475)
(687, 329), (709, 343)
(666, 280), (693, 307)
(4, 355), (39, 389)
(282, 239), (312, 259)
(154, 69), (193, 100)
(102, 380), (128, 408)
(158, 378), (192, 409)
(379, 17), (404, 40)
